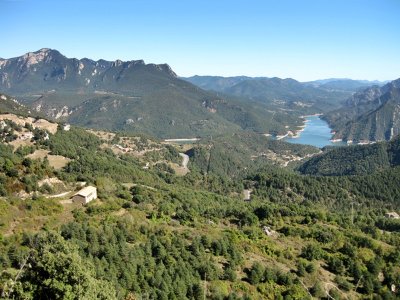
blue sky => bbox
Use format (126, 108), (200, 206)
(1, 0), (399, 81)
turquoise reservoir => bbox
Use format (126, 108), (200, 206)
(284, 115), (344, 148)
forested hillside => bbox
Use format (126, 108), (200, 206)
(0, 49), (304, 138)
(183, 76), (352, 113)
(0, 119), (399, 299)
(2, 0), (400, 299)
(298, 136), (400, 176)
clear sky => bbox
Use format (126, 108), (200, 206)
(1, 0), (399, 81)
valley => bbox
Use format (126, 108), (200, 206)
(0, 49), (309, 139)
(0, 50), (399, 300)
(283, 115), (340, 148)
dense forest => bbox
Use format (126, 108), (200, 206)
(0, 124), (399, 299)
(298, 137), (400, 176)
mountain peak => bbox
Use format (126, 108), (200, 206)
(149, 63), (177, 77)
(37, 48), (52, 53)
(0, 48), (183, 95)
(19, 48), (64, 68)
(388, 78), (400, 89)
(0, 49), (180, 88)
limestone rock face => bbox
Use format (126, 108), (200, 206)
(0, 49), (177, 94)
(325, 79), (400, 142)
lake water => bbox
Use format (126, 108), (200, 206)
(284, 115), (343, 148)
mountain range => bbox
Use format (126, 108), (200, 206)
(0, 49), (308, 138)
(1, 49), (400, 300)
(324, 79), (400, 142)
(183, 76), (359, 113)
(1, 49), (397, 142)
(304, 78), (386, 91)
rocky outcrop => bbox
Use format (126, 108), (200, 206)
(324, 79), (400, 142)
(0, 49), (178, 94)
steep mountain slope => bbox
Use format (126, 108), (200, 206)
(298, 136), (400, 176)
(324, 79), (400, 142)
(0, 93), (30, 115)
(184, 76), (352, 113)
(0, 49), (301, 138)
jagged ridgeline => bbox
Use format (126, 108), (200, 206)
(324, 78), (400, 142)
(0, 49), (303, 138)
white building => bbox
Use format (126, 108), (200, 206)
(72, 186), (97, 204)
(243, 189), (252, 201)
(385, 212), (400, 219)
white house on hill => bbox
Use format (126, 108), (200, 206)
(63, 124), (71, 131)
(72, 186), (97, 204)
(385, 212), (400, 219)
(243, 189), (252, 201)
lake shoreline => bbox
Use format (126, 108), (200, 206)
(266, 115), (377, 148)
(284, 115), (340, 148)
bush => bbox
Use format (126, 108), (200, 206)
(327, 256), (345, 275)
(301, 244), (324, 261)
(247, 262), (265, 284)
(310, 281), (325, 298)
(335, 275), (353, 291)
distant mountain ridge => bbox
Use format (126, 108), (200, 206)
(0, 49), (302, 138)
(180, 75), (251, 92)
(324, 78), (400, 142)
(304, 78), (387, 91)
(0, 48), (177, 94)
(183, 75), (355, 113)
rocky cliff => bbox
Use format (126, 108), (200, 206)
(324, 79), (400, 142)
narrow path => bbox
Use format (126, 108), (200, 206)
(47, 191), (71, 198)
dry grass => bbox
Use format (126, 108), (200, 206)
(87, 129), (116, 141)
(9, 138), (34, 148)
(1, 114), (59, 150)
(26, 149), (71, 170)
(26, 149), (49, 159)
(0, 113), (58, 134)
(170, 162), (189, 176)
(48, 155), (71, 170)
(31, 118), (58, 134)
